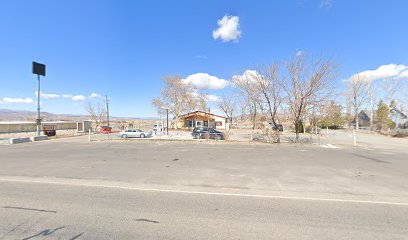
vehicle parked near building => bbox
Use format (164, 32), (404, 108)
(42, 124), (56, 136)
(99, 126), (112, 134)
(192, 127), (224, 140)
(120, 129), (151, 138)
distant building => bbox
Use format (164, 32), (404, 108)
(352, 111), (371, 128)
(176, 111), (227, 130)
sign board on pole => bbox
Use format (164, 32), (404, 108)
(32, 62), (46, 76)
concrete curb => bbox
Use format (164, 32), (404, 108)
(8, 136), (49, 144)
(9, 137), (31, 144)
(30, 136), (49, 142)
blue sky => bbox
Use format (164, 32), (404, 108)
(1, 0), (407, 117)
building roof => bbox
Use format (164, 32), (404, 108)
(179, 111), (227, 120)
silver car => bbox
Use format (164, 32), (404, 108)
(119, 129), (151, 138)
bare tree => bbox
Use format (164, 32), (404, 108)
(254, 63), (283, 127)
(194, 92), (209, 112)
(86, 100), (107, 127)
(217, 95), (235, 125)
(282, 53), (336, 141)
(232, 70), (262, 130)
(345, 74), (369, 130)
(152, 75), (196, 129)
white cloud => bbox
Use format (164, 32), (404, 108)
(207, 94), (220, 102)
(183, 73), (230, 90)
(62, 94), (73, 98)
(190, 90), (219, 102)
(232, 70), (263, 85)
(397, 69), (408, 80)
(71, 95), (86, 101)
(212, 15), (241, 42)
(349, 64), (408, 82)
(89, 93), (102, 98)
(1, 97), (34, 104)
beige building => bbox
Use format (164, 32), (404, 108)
(176, 111), (227, 130)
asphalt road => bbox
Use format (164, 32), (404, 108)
(0, 138), (407, 239)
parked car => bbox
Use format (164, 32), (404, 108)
(192, 127), (224, 140)
(42, 124), (56, 136)
(120, 129), (151, 138)
(269, 123), (283, 132)
(99, 126), (112, 134)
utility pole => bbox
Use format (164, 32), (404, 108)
(105, 95), (110, 127)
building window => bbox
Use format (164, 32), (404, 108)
(215, 121), (223, 126)
(188, 121), (193, 127)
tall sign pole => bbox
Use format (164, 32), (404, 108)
(32, 62), (46, 136)
(37, 74), (41, 136)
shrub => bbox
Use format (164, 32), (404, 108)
(392, 131), (408, 138)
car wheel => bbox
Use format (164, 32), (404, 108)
(122, 134), (128, 138)
(140, 133), (145, 138)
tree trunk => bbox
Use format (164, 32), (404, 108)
(295, 120), (300, 142)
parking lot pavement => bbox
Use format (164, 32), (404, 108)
(1, 139), (408, 202)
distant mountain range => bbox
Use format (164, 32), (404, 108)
(0, 109), (158, 122)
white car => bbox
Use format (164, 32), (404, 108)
(119, 129), (151, 138)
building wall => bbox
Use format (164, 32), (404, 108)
(177, 113), (227, 130)
(0, 121), (83, 134)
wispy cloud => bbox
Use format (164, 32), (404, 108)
(32, 92), (102, 101)
(36, 91), (60, 99)
(319, 0), (333, 9)
(89, 93), (102, 99)
(195, 55), (207, 59)
(1, 97), (34, 104)
(213, 15), (241, 42)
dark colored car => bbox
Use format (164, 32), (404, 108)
(269, 123), (283, 132)
(192, 127), (224, 140)
(42, 124), (56, 136)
